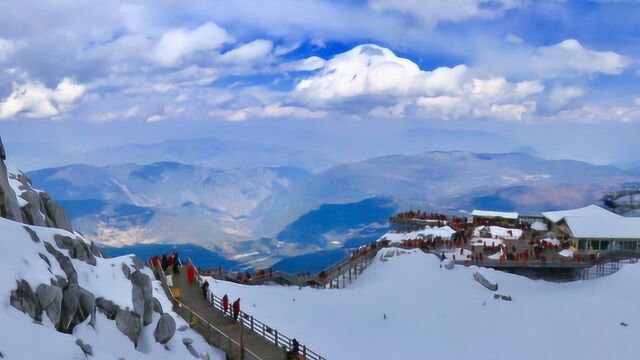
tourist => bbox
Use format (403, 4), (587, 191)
(161, 254), (169, 272)
(232, 298), (240, 321)
(222, 294), (229, 314)
(201, 280), (209, 299)
(172, 255), (180, 275)
(187, 264), (195, 284)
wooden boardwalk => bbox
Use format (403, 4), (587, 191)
(171, 267), (287, 360)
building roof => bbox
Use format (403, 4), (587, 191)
(542, 205), (619, 223)
(564, 216), (640, 239)
(530, 221), (548, 231)
(471, 210), (519, 220)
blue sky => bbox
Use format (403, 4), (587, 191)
(0, 0), (639, 165)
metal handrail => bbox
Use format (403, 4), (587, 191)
(152, 262), (264, 360)
(188, 257), (326, 360)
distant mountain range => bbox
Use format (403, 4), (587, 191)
(26, 150), (640, 268)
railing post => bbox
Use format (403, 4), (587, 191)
(250, 316), (254, 332)
(275, 330), (278, 346)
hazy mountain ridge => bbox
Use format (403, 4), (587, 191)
(26, 151), (640, 267)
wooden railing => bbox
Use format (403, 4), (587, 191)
(152, 262), (264, 360)
(189, 258), (326, 360)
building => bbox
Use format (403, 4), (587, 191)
(471, 210), (519, 226)
(542, 205), (640, 252)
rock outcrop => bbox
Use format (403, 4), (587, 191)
(116, 310), (143, 346)
(10, 280), (41, 322)
(36, 284), (63, 326)
(0, 159), (23, 223)
(131, 270), (153, 326)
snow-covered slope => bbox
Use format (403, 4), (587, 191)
(0, 142), (223, 359)
(206, 247), (640, 360)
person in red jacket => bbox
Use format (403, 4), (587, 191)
(232, 298), (240, 321)
(187, 264), (195, 284)
(222, 294), (229, 314)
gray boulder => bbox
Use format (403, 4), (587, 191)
(182, 338), (200, 358)
(131, 270), (153, 326)
(115, 310), (142, 347)
(36, 284), (63, 327)
(10, 280), (41, 322)
(96, 297), (120, 320)
(153, 297), (163, 314)
(60, 285), (81, 332)
(75, 339), (93, 356)
(17, 184), (49, 227)
(153, 313), (176, 344)
(78, 288), (96, 328)
(0, 159), (23, 223)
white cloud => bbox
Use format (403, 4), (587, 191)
(220, 39), (273, 63)
(0, 38), (19, 61)
(294, 44), (543, 120)
(0, 78), (85, 119)
(295, 44), (459, 100)
(532, 39), (630, 77)
(280, 56), (326, 72)
(150, 22), (235, 67)
(214, 104), (327, 121)
(546, 85), (586, 110)
(505, 34), (523, 45)
(369, 0), (520, 26)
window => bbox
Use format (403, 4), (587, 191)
(578, 240), (586, 250)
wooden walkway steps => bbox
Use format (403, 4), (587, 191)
(155, 262), (326, 360)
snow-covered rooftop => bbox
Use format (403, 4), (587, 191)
(542, 205), (619, 223)
(471, 210), (518, 220)
(565, 216), (640, 239)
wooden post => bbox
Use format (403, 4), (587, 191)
(239, 318), (244, 360)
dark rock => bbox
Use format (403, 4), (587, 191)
(178, 325), (188, 332)
(38, 253), (51, 268)
(131, 256), (145, 270)
(183, 337), (200, 359)
(473, 272), (498, 292)
(131, 270), (153, 326)
(121, 263), (131, 279)
(153, 313), (176, 344)
(10, 280), (42, 322)
(53, 234), (96, 266)
(75, 339), (93, 356)
(44, 242), (78, 284)
(153, 297), (163, 314)
(0, 159), (23, 222)
(40, 192), (72, 232)
(0, 136), (5, 160)
(36, 284), (63, 327)
(89, 241), (104, 258)
(18, 185), (49, 227)
(23, 226), (40, 242)
(60, 284), (81, 332)
(116, 310), (142, 346)
(78, 288), (96, 327)
(500, 295), (512, 301)
(96, 297), (120, 320)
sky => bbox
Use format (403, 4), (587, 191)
(0, 0), (640, 166)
